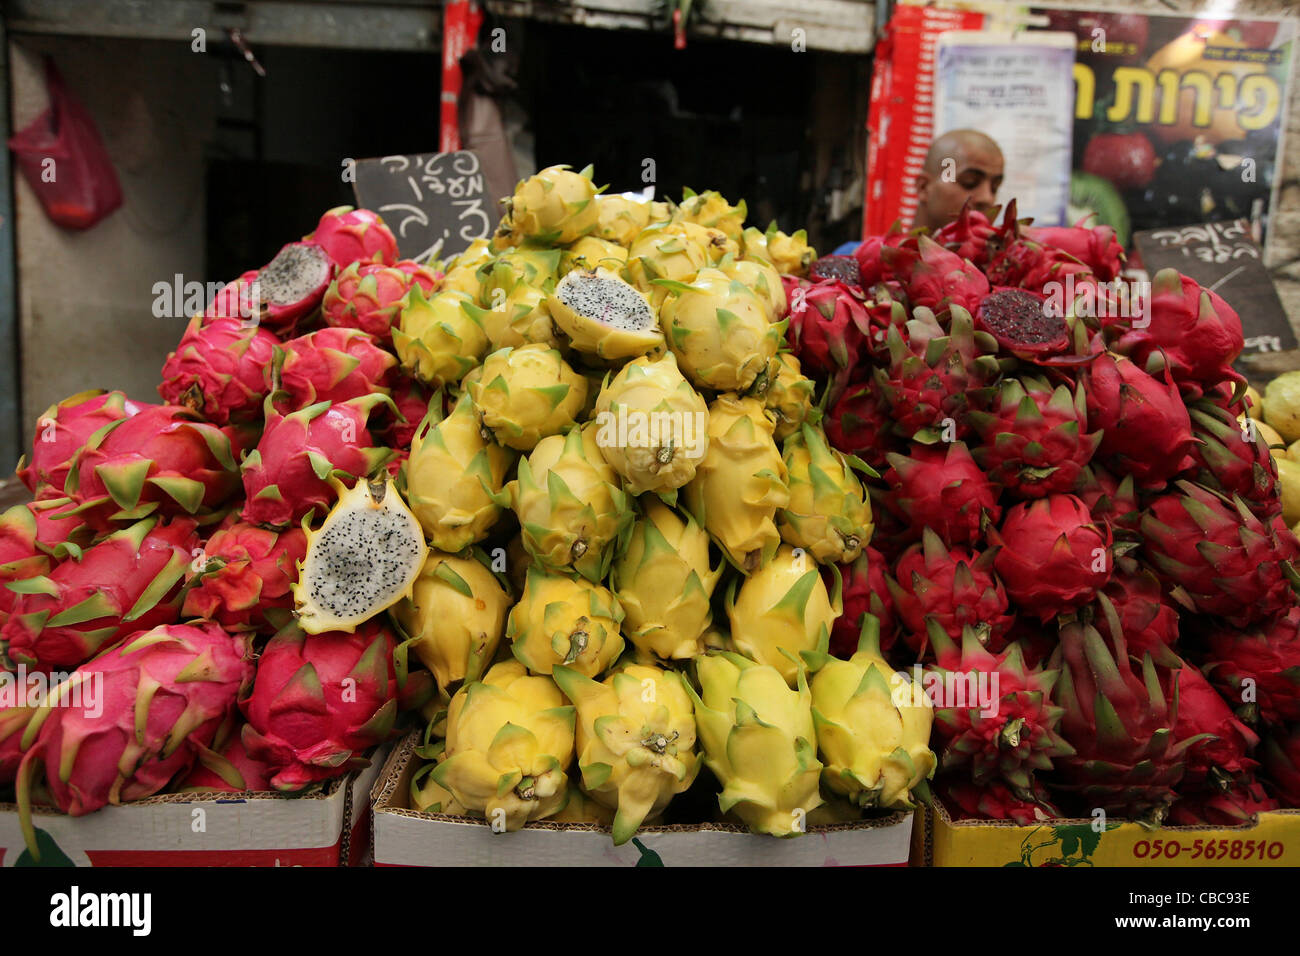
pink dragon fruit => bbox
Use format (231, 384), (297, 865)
(182, 520), (308, 633)
(158, 315), (281, 426)
(926, 621), (1073, 809)
(874, 306), (1003, 441)
(1081, 349), (1196, 488)
(1169, 777), (1278, 826)
(883, 441), (1000, 548)
(888, 529), (1012, 656)
(269, 327), (397, 413)
(375, 374), (434, 450)
(2, 517), (199, 672)
(932, 205), (998, 265)
(16, 390), (144, 498)
(322, 261), (432, 343)
(1072, 464), (1140, 532)
(1092, 560), (1180, 667)
(1260, 726), (1300, 806)
(808, 255), (862, 288)
(307, 206), (399, 268)
(56, 403), (241, 531)
(1140, 481), (1300, 627)
(251, 241), (336, 334)
(1174, 661), (1260, 788)
(974, 288), (1073, 362)
(240, 395), (394, 528)
(204, 271), (261, 323)
(1112, 269), (1244, 395)
(783, 277), (871, 400)
(940, 778), (1060, 825)
(240, 620), (399, 791)
(1023, 223), (1124, 281)
(967, 376), (1100, 498)
(990, 495), (1112, 621)
(1200, 607), (1300, 726)
(1186, 401), (1279, 515)
(0, 500), (94, 630)
(827, 547), (898, 658)
(0, 705), (34, 788)
(852, 222), (908, 287)
(178, 727), (272, 793)
(824, 380), (896, 469)
(1050, 619), (1205, 822)
(15, 622), (251, 830)
(884, 235), (989, 315)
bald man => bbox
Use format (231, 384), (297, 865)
(913, 129), (1005, 232)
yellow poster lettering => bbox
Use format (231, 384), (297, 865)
(1107, 66), (1156, 123)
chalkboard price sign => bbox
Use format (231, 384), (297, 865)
(352, 150), (499, 264)
(1133, 219), (1298, 362)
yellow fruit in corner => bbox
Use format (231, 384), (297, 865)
(1241, 414), (1284, 452)
(1245, 384), (1264, 422)
(1275, 457), (1300, 527)
(1264, 371), (1300, 444)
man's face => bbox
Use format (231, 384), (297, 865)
(917, 139), (1004, 230)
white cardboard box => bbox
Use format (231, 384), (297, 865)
(371, 732), (914, 867)
(0, 746), (388, 867)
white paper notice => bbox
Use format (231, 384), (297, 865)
(933, 31), (1077, 226)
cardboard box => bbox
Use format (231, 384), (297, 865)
(912, 797), (1300, 867)
(0, 747), (388, 867)
(371, 732), (914, 867)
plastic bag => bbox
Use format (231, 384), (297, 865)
(7, 58), (123, 230)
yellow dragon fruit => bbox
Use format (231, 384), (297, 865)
(594, 194), (652, 246)
(472, 250), (564, 351)
(467, 344), (587, 451)
(477, 248), (561, 304)
(658, 268), (780, 392)
(405, 391), (515, 552)
(495, 164), (600, 246)
(553, 663), (700, 844)
(561, 236), (629, 274)
(507, 568), (625, 677)
(592, 352), (710, 494)
(749, 352), (815, 442)
(742, 223), (815, 276)
(778, 422), (874, 564)
(720, 255), (786, 318)
(293, 476), (428, 634)
(688, 651), (823, 836)
(392, 287), (488, 387)
(550, 785), (615, 824)
(612, 498), (725, 660)
(670, 221), (739, 264)
(626, 222), (709, 302)
(803, 615), (936, 809)
(508, 423), (632, 582)
(410, 737), (470, 814)
(394, 549), (512, 691)
(673, 188), (747, 243)
(684, 394), (789, 573)
(727, 544), (841, 686)
(431, 660), (576, 831)
(437, 239), (494, 296)
(546, 268), (664, 363)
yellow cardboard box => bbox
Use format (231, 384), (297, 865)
(912, 798), (1300, 867)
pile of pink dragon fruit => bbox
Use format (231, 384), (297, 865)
(790, 202), (1300, 826)
(0, 208), (433, 827)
